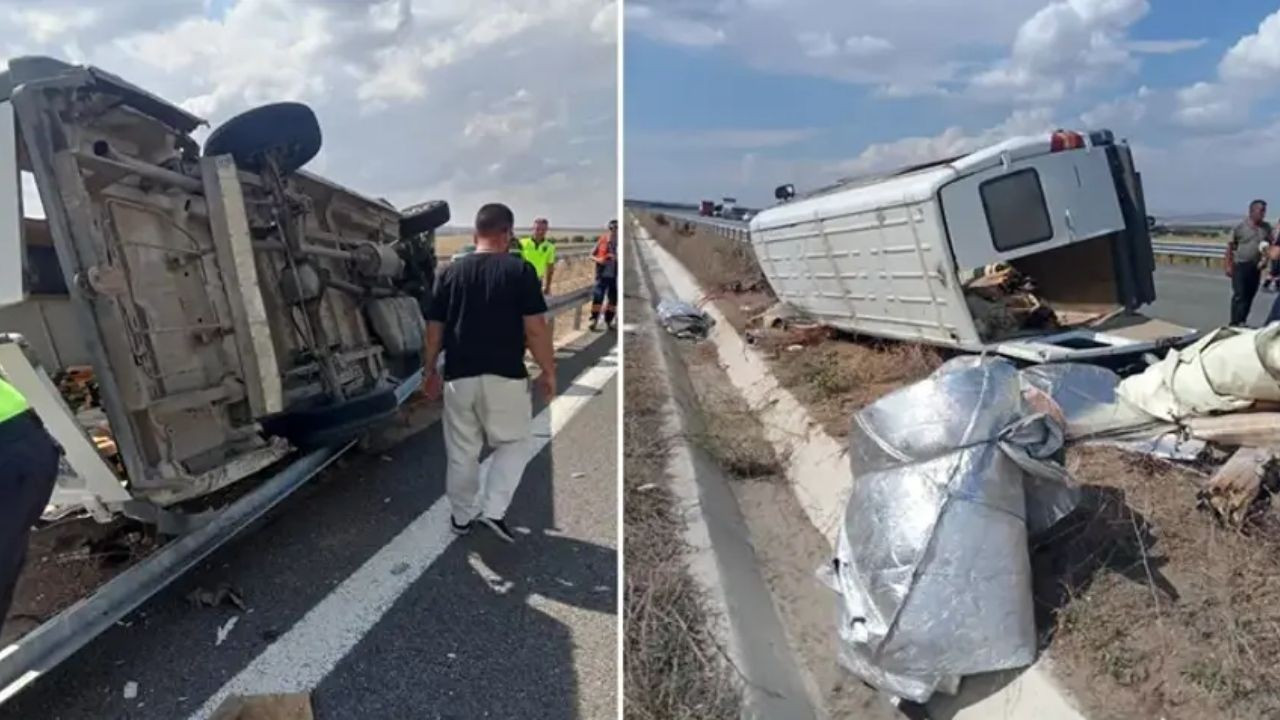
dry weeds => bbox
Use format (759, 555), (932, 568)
(623, 268), (739, 720)
(1042, 446), (1280, 720)
(682, 343), (785, 481)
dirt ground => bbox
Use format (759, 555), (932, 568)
(2, 517), (158, 645)
(637, 209), (1280, 720)
(1040, 447), (1280, 720)
(623, 244), (739, 720)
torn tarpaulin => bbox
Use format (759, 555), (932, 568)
(656, 299), (715, 340)
(825, 356), (1081, 702)
(1118, 323), (1280, 422)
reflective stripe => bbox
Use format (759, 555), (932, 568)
(0, 376), (29, 425)
(517, 237), (556, 279)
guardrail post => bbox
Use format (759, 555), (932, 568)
(573, 303), (583, 330)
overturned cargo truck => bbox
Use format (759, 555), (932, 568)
(751, 129), (1198, 363)
(0, 55), (450, 522)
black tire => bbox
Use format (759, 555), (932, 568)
(399, 200), (451, 237)
(260, 386), (398, 450)
(203, 102), (321, 174)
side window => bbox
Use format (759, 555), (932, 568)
(980, 168), (1052, 252)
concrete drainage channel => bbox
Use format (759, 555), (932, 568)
(629, 214), (1087, 720)
(631, 217), (823, 719)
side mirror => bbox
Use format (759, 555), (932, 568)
(1145, 215), (1156, 230)
(775, 184), (796, 202)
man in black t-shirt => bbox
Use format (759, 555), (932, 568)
(422, 203), (556, 543)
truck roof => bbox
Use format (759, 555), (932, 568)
(751, 133), (1071, 232)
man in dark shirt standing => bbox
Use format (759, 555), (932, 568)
(1226, 199), (1271, 326)
(422, 203), (556, 543)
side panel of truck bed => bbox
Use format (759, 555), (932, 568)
(751, 200), (975, 346)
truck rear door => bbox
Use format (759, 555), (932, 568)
(939, 142), (1127, 271)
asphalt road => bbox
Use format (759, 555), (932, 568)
(1, 332), (618, 720)
(1148, 263), (1276, 330)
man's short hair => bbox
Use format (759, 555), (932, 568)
(534, 217), (549, 225)
(1251, 199), (1268, 211)
(475, 203), (515, 237)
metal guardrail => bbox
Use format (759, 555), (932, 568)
(650, 209), (751, 242)
(1151, 240), (1222, 259)
(0, 282), (595, 707)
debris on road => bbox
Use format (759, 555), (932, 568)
(122, 681), (138, 700)
(215, 616), (240, 647)
(209, 692), (314, 720)
(656, 299), (716, 340)
(186, 584), (247, 612)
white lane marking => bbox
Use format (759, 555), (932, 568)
(191, 347), (619, 719)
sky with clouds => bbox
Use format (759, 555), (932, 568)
(2, 0), (617, 227)
(625, 0), (1280, 217)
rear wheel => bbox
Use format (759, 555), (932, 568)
(203, 102), (322, 174)
(400, 200), (451, 237)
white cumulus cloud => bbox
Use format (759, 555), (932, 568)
(3, 0), (616, 226)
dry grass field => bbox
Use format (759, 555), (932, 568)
(436, 228), (603, 257)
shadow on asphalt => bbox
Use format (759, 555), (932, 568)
(315, 428), (617, 718)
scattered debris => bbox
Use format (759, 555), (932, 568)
(656, 299), (716, 340)
(572, 471), (586, 479)
(1119, 324), (1280, 422)
(826, 356), (1080, 702)
(750, 301), (807, 330)
(209, 692), (314, 720)
(636, 483), (657, 492)
(216, 616), (240, 647)
(123, 681), (138, 700)
(186, 584), (247, 612)
(963, 263), (1059, 340)
(1199, 446), (1280, 526)
(390, 562), (410, 576)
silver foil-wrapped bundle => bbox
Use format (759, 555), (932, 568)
(656, 298), (715, 340)
(826, 356), (1080, 702)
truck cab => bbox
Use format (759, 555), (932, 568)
(0, 56), (449, 517)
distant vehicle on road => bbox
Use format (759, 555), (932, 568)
(699, 200), (715, 216)
(750, 128), (1198, 364)
(719, 197), (738, 218)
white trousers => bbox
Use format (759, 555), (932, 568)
(442, 374), (532, 522)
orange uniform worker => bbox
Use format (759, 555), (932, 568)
(588, 219), (618, 331)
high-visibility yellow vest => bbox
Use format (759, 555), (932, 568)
(517, 237), (556, 280)
(0, 376), (29, 425)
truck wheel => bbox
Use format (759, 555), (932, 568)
(203, 102), (321, 174)
(260, 386), (398, 450)
(400, 200), (451, 237)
